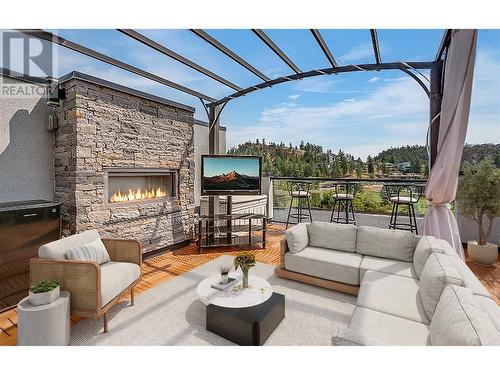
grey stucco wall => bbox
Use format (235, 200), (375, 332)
(193, 123), (226, 207)
(0, 76), (54, 203)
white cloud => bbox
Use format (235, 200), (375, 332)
(338, 43), (373, 63)
(288, 94), (300, 100)
(368, 77), (381, 83)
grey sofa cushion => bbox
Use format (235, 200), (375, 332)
(475, 295), (500, 335)
(308, 222), (357, 252)
(39, 229), (101, 260)
(285, 223), (309, 254)
(100, 261), (141, 307)
(285, 246), (363, 285)
(413, 236), (446, 278)
(359, 255), (417, 282)
(356, 226), (418, 262)
(419, 253), (465, 319)
(332, 326), (388, 346)
(347, 307), (430, 346)
(66, 238), (110, 265)
(447, 255), (491, 298)
(429, 285), (500, 346)
(357, 270), (429, 323)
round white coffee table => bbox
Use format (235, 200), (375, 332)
(197, 272), (273, 308)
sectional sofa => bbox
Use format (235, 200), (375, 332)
(277, 222), (500, 345)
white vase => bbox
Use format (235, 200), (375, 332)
(220, 273), (229, 284)
(468, 241), (498, 266)
(29, 285), (60, 306)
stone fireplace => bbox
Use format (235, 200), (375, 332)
(54, 72), (195, 253)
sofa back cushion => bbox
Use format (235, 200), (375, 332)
(446, 255), (491, 298)
(285, 223), (309, 254)
(39, 229), (102, 260)
(66, 237), (110, 264)
(308, 222), (357, 252)
(429, 285), (500, 345)
(419, 253), (464, 319)
(356, 226), (418, 262)
(413, 236), (446, 278)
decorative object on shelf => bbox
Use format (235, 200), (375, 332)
(234, 252), (256, 289)
(457, 159), (500, 265)
(28, 280), (60, 306)
(220, 264), (232, 284)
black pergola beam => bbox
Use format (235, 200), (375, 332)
(252, 29), (302, 74)
(435, 29), (452, 61)
(19, 29), (217, 102)
(118, 29), (242, 91)
(210, 61), (433, 106)
(190, 29), (270, 82)
(310, 29), (338, 68)
(370, 29), (382, 64)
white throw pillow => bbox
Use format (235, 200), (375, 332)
(66, 238), (111, 264)
(308, 222), (357, 252)
(429, 285), (500, 345)
(419, 253), (464, 319)
(285, 223), (309, 254)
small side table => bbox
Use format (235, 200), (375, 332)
(17, 290), (70, 346)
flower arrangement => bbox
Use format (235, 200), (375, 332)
(234, 252), (256, 288)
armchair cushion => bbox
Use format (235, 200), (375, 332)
(66, 238), (110, 265)
(100, 262), (141, 307)
(39, 230), (101, 260)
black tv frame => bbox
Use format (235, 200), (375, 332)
(201, 154), (262, 196)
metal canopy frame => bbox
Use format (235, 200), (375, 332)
(17, 27), (454, 218)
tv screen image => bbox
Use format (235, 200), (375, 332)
(201, 155), (261, 195)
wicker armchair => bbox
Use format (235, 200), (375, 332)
(30, 230), (142, 333)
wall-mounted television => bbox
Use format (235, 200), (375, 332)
(201, 155), (262, 196)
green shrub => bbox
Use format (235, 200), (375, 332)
(309, 191), (322, 208)
(30, 280), (59, 294)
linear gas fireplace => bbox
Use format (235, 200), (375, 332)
(104, 168), (178, 205)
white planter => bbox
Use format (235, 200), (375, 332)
(468, 241), (498, 266)
(29, 285), (60, 306)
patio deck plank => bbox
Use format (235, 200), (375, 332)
(0, 224), (497, 346)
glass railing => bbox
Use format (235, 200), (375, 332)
(269, 176), (428, 224)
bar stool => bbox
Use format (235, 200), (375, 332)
(385, 184), (424, 234)
(285, 181), (313, 229)
(330, 182), (357, 225)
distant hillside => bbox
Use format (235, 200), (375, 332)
(228, 140), (500, 178)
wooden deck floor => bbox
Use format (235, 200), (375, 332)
(1, 224), (498, 346)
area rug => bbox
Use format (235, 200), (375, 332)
(70, 255), (356, 345)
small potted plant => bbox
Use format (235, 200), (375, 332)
(29, 279), (60, 306)
(456, 159), (500, 265)
(220, 264), (231, 284)
(234, 252), (256, 289)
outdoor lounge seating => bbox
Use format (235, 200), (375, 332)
(30, 230), (142, 333)
(278, 222), (500, 345)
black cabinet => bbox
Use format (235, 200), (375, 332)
(0, 200), (61, 311)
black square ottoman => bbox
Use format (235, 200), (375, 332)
(206, 292), (285, 346)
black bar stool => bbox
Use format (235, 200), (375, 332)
(285, 181), (313, 229)
(330, 182), (358, 225)
(385, 183), (424, 234)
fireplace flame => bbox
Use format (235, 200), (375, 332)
(110, 186), (167, 203)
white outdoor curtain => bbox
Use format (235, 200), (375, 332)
(423, 29), (478, 259)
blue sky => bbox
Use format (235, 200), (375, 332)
(3, 29), (499, 160)
(204, 157), (260, 177)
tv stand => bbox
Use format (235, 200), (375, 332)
(197, 211), (267, 253)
